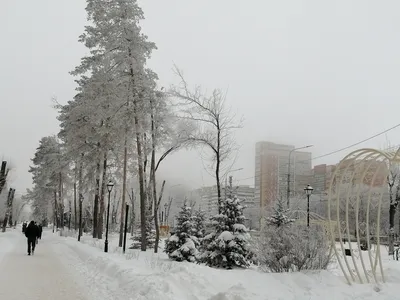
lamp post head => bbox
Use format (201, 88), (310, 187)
(304, 184), (313, 196)
(107, 180), (114, 193)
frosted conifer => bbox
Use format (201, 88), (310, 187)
(165, 204), (198, 262)
(266, 197), (294, 227)
(201, 195), (251, 269)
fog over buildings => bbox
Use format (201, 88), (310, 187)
(2, 1), (400, 225)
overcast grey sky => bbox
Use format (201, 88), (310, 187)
(1, 0), (400, 194)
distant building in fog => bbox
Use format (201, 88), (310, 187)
(191, 185), (257, 228)
(254, 141), (312, 211)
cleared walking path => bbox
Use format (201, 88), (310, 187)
(0, 230), (88, 300)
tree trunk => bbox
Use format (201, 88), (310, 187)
(130, 189), (135, 235)
(144, 133), (151, 213)
(154, 181), (166, 253)
(2, 188), (13, 232)
(389, 204), (396, 255)
(128, 44), (147, 250)
(398, 205), (400, 237)
(93, 158), (101, 238)
(59, 172), (64, 228)
(133, 100), (147, 251)
(97, 153), (107, 239)
(149, 99), (159, 253)
(0, 161), (8, 195)
(8, 189), (15, 228)
(78, 155), (84, 241)
(119, 136), (128, 247)
(216, 124), (222, 214)
(74, 180), (77, 231)
(54, 190), (59, 228)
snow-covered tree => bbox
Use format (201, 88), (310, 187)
(266, 197), (295, 227)
(192, 209), (206, 240)
(254, 199), (331, 272)
(170, 68), (243, 214)
(28, 136), (69, 228)
(201, 196), (251, 269)
(165, 204), (198, 262)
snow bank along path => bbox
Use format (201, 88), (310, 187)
(0, 229), (19, 263)
(50, 234), (400, 300)
(0, 230), (89, 300)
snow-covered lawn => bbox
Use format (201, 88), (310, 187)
(0, 228), (20, 263)
(50, 232), (400, 300)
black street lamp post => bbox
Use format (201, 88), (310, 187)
(104, 180), (114, 253)
(304, 184), (314, 227)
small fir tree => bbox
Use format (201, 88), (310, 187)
(255, 199), (331, 273)
(130, 215), (158, 250)
(165, 204), (199, 262)
(192, 209), (206, 239)
(266, 197), (295, 227)
(201, 195), (251, 269)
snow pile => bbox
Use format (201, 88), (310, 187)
(50, 233), (400, 300)
(0, 229), (20, 263)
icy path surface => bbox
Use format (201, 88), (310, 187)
(0, 230), (89, 300)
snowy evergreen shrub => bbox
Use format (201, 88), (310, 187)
(254, 199), (331, 272)
(266, 197), (295, 227)
(164, 204), (199, 262)
(201, 196), (251, 269)
(192, 209), (206, 239)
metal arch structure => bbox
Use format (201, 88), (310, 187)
(328, 147), (400, 285)
(290, 210), (336, 234)
(289, 210), (327, 221)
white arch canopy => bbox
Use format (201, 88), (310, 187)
(328, 147), (400, 285)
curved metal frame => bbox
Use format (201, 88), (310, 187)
(328, 148), (400, 285)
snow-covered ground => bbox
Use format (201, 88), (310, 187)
(1, 228), (400, 299)
(0, 228), (20, 263)
(52, 232), (400, 300)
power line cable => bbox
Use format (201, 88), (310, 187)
(236, 122), (400, 182)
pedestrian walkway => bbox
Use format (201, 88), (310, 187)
(0, 231), (88, 300)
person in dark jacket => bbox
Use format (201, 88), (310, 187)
(22, 222), (27, 233)
(25, 221), (39, 255)
(38, 224), (43, 240)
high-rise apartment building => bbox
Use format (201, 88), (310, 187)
(254, 141), (312, 211)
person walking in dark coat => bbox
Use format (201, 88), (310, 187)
(22, 222), (27, 233)
(25, 221), (39, 255)
(38, 224), (43, 240)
